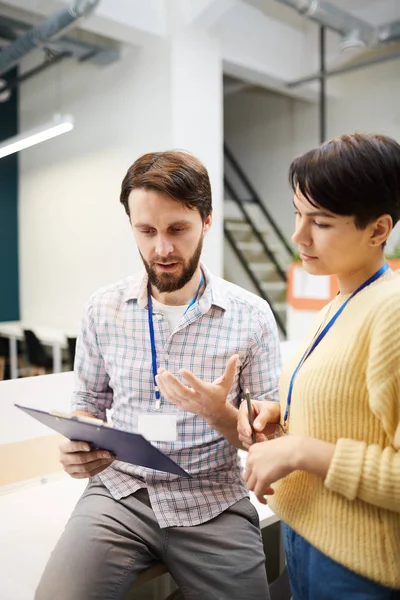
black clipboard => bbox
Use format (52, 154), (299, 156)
(15, 404), (191, 478)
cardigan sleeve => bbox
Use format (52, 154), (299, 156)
(325, 293), (400, 512)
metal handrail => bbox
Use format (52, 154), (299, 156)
(224, 177), (287, 282)
(224, 144), (293, 257)
(224, 226), (287, 337)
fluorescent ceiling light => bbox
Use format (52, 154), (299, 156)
(0, 114), (74, 159)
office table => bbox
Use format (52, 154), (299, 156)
(0, 321), (75, 378)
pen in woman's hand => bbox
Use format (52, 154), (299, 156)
(244, 388), (256, 444)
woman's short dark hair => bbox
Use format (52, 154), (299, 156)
(120, 151), (212, 222)
(289, 133), (400, 229)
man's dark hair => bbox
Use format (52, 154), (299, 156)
(289, 133), (400, 229)
(120, 151), (212, 222)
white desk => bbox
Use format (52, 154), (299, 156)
(0, 370), (281, 599)
(0, 321), (75, 378)
(0, 473), (278, 599)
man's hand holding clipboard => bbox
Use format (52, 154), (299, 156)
(15, 404), (191, 478)
(59, 412), (115, 479)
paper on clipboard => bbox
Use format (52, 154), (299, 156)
(14, 404), (191, 478)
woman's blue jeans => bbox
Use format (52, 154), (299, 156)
(282, 523), (400, 600)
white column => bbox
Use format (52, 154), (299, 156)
(168, 5), (224, 275)
(18, 3), (224, 331)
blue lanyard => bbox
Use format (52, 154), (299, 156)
(147, 272), (205, 406)
(283, 263), (389, 427)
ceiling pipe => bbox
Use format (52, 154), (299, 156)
(276, 0), (400, 47)
(0, 0), (100, 76)
(275, 0), (400, 87)
(275, 0), (375, 47)
(319, 25), (326, 144)
(0, 51), (72, 96)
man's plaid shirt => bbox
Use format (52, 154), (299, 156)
(72, 264), (281, 528)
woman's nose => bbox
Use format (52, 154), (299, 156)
(292, 221), (311, 247)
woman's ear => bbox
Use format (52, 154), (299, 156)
(369, 214), (392, 247)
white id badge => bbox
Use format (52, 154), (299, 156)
(137, 413), (178, 442)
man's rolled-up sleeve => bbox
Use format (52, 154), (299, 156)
(239, 305), (282, 405)
(72, 299), (113, 420)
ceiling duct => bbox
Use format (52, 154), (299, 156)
(275, 0), (400, 48)
(274, 0), (375, 48)
(273, 0), (400, 87)
(0, 0), (101, 76)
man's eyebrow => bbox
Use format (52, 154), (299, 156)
(167, 220), (191, 227)
(134, 220), (191, 228)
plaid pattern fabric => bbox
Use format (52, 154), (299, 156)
(72, 264), (281, 528)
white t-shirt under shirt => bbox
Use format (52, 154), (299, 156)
(151, 297), (188, 333)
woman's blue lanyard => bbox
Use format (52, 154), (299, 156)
(147, 272), (205, 408)
(283, 263), (389, 428)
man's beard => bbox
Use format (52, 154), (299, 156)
(140, 235), (203, 293)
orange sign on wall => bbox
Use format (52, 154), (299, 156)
(287, 259), (400, 311)
(287, 262), (339, 311)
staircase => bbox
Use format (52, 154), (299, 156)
(223, 145), (293, 338)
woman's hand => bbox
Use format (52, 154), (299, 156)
(244, 435), (335, 504)
(238, 399), (281, 448)
(244, 435), (301, 503)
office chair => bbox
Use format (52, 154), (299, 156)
(0, 335), (24, 379)
(268, 566), (292, 600)
(23, 329), (53, 376)
(66, 336), (77, 370)
(0, 337), (8, 380)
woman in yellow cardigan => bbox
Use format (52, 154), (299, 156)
(238, 132), (400, 599)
